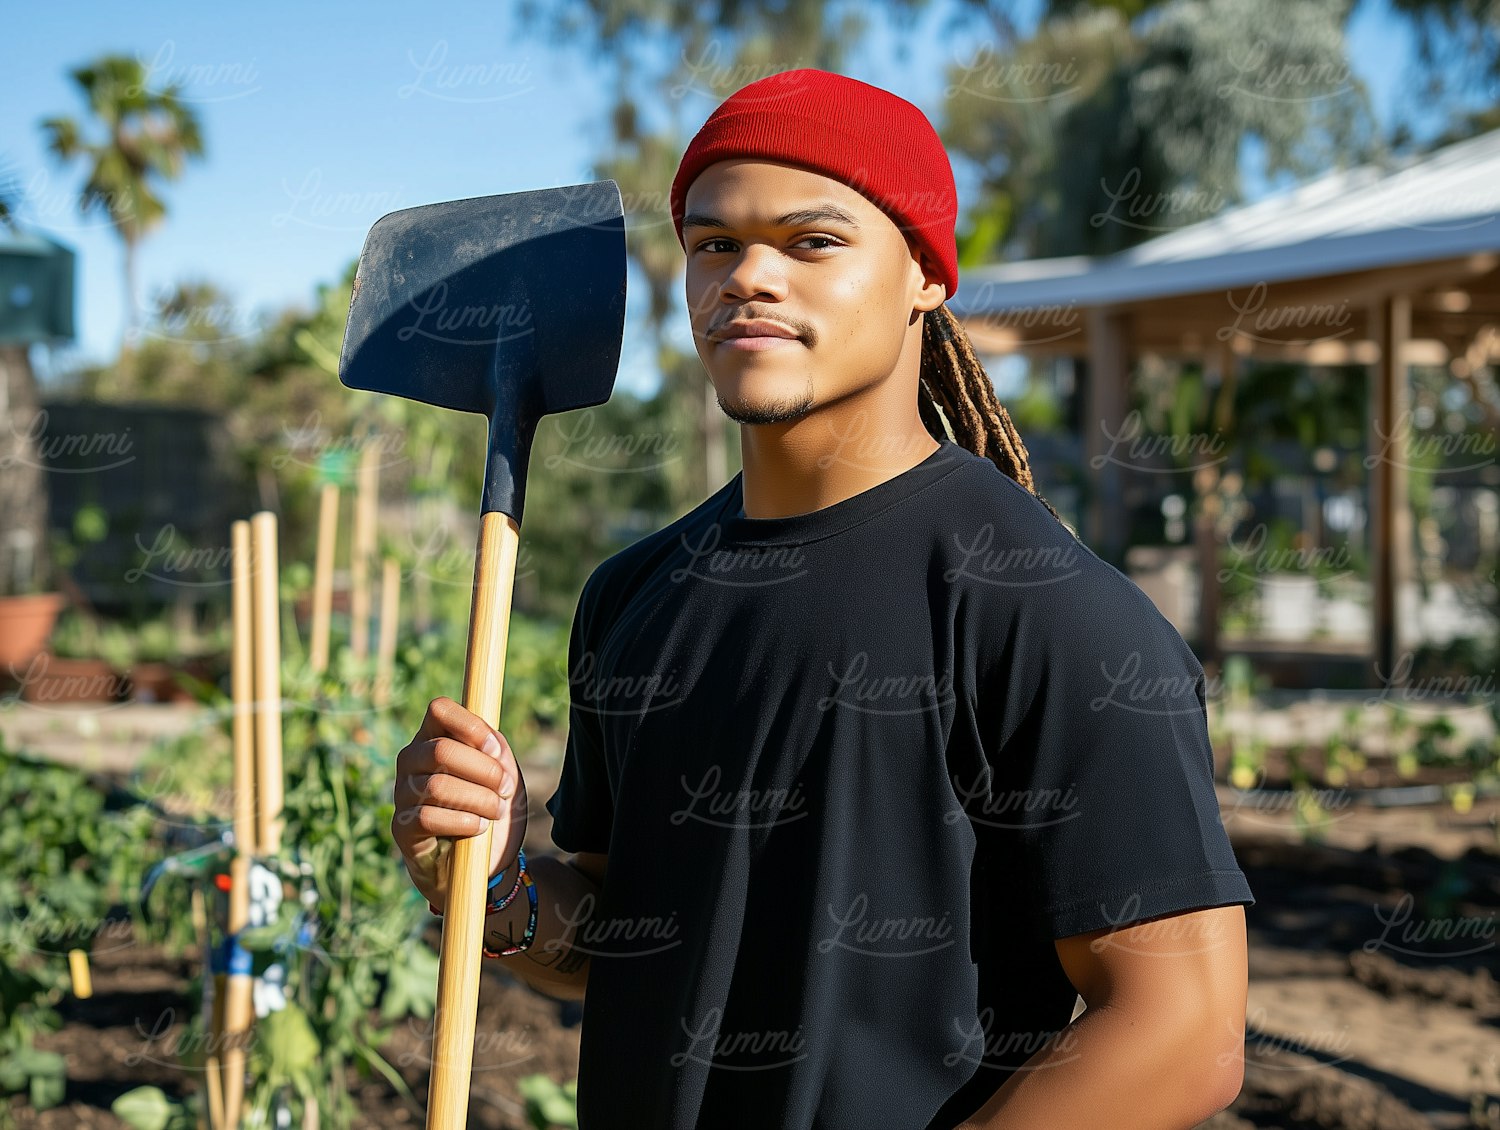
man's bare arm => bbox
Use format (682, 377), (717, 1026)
(955, 903), (1249, 1130)
(478, 850), (607, 1002)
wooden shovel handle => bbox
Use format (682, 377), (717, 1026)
(426, 511), (519, 1130)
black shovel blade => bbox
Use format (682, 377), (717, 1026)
(338, 180), (627, 522)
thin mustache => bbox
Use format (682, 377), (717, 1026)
(701, 317), (808, 342)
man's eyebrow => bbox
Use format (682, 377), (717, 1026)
(680, 205), (862, 231)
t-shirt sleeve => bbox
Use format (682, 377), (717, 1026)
(990, 566), (1255, 940)
(544, 573), (615, 855)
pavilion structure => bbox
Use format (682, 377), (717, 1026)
(950, 129), (1500, 681)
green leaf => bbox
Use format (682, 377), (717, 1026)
(111, 1085), (182, 1130)
(0, 1042), (64, 1105)
(517, 1073), (578, 1128)
(260, 1002), (320, 1078)
(29, 1063), (64, 1109)
(235, 924), (282, 951)
(379, 941), (438, 1020)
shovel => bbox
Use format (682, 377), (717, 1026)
(339, 181), (627, 1129)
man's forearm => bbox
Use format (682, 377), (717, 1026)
(436, 852), (601, 1002)
(954, 1000), (1244, 1130)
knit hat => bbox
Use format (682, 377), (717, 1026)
(669, 68), (960, 299)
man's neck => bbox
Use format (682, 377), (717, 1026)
(737, 420), (941, 520)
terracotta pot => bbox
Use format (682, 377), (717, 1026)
(19, 653), (128, 705)
(0, 592), (66, 670)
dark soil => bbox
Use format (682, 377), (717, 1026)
(5, 919), (580, 1130)
(7, 792), (1499, 1129)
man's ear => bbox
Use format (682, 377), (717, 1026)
(909, 245), (947, 313)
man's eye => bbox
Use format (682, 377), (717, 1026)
(695, 236), (842, 253)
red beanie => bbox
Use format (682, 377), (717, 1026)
(669, 69), (960, 299)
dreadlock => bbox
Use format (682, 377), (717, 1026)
(918, 303), (1078, 538)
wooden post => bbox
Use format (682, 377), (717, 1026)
(309, 483), (339, 674)
(374, 557), (400, 707)
(191, 885), (223, 1130)
(1085, 307), (1132, 566)
(1194, 340), (1237, 677)
(1367, 294), (1412, 686)
(350, 445), (378, 662)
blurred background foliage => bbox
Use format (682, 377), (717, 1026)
(6, 0), (1498, 664)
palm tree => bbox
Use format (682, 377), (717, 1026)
(0, 164), (16, 228)
(39, 53), (205, 362)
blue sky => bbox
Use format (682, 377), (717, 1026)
(3, 0), (1423, 394)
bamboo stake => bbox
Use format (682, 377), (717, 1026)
(191, 883), (224, 1130)
(250, 511), (284, 855)
(205, 964), (226, 1130)
(221, 519), (258, 1129)
(66, 949), (91, 999)
(309, 483), (339, 674)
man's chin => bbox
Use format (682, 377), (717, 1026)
(715, 391), (815, 427)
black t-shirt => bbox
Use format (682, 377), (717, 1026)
(544, 436), (1254, 1130)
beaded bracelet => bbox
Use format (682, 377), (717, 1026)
(481, 863), (538, 958)
(485, 851), (526, 914)
(427, 848), (526, 918)
(424, 850), (537, 954)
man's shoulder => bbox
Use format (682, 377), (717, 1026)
(576, 476), (738, 627)
(947, 460), (1191, 660)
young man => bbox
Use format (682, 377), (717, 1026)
(392, 69), (1254, 1129)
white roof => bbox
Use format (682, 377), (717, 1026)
(951, 128), (1500, 314)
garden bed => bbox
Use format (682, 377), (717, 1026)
(7, 790), (1497, 1129)
(3, 680), (1496, 1129)
(5, 919), (581, 1130)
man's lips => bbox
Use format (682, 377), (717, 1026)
(711, 319), (802, 341)
(710, 319), (805, 350)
